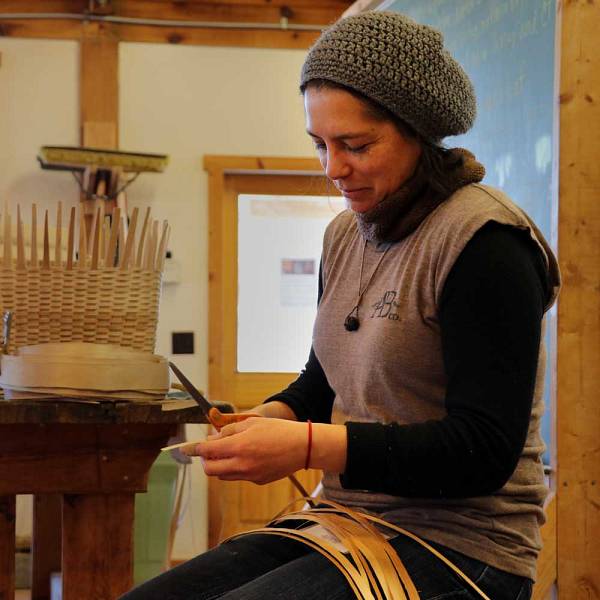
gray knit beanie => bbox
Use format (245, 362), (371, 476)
(300, 11), (476, 142)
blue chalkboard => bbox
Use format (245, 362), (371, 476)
(383, 0), (557, 463)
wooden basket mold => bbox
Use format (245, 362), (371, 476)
(0, 202), (170, 354)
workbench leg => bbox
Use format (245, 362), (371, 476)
(0, 495), (16, 600)
(31, 494), (62, 600)
(62, 493), (135, 600)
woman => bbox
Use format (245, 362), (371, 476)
(123, 11), (559, 600)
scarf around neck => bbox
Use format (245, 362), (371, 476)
(355, 148), (486, 245)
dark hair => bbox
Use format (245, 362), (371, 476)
(301, 79), (461, 196)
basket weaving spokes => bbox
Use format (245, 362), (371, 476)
(0, 202), (169, 354)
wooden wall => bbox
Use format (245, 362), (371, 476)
(557, 0), (600, 597)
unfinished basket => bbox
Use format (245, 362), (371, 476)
(0, 202), (170, 354)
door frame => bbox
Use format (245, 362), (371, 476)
(204, 155), (330, 408)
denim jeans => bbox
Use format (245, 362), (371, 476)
(120, 532), (532, 600)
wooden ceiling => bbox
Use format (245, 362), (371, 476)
(0, 1), (357, 48)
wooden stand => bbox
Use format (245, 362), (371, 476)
(0, 400), (211, 600)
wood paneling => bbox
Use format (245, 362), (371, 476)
(556, 0), (600, 598)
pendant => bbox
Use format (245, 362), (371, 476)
(344, 315), (360, 332)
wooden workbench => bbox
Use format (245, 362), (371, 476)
(0, 399), (213, 600)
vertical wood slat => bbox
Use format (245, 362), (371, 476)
(80, 21), (119, 149)
(557, 0), (600, 598)
(206, 164), (225, 403)
(0, 495), (16, 600)
(31, 494), (62, 600)
(80, 20), (119, 238)
(62, 494), (135, 600)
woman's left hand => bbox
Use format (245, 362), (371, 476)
(183, 417), (309, 485)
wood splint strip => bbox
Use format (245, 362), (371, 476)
(225, 498), (491, 600)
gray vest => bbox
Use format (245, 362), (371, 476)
(314, 183), (560, 580)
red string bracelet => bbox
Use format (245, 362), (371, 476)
(304, 420), (313, 470)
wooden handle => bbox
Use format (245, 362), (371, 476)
(207, 408), (260, 430)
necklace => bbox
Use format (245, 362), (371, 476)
(344, 239), (391, 332)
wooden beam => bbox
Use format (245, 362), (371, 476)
(106, 1), (346, 26)
(118, 0), (350, 7)
(204, 155), (322, 173)
(0, 1), (86, 11)
(80, 20), (119, 148)
(0, 19), (81, 40)
(0, 1), (351, 22)
(0, 18), (320, 49)
(0, 1), (353, 47)
(556, 0), (600, 598)
(114, 23), (319, 49)
(0, 1), (351, 26)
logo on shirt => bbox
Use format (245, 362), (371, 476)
(370, 291), (401, 321)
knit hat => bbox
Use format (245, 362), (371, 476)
(300, 11), (476, 142)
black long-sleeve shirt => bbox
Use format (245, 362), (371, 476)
(265, 222), (550, 498)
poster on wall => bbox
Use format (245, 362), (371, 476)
(280, 258), (317, 308)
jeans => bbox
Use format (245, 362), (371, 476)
(120, 532), (532, 600)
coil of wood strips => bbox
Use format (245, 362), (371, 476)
(0, 342), (169, 401)
(226, 496), (491, 600)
